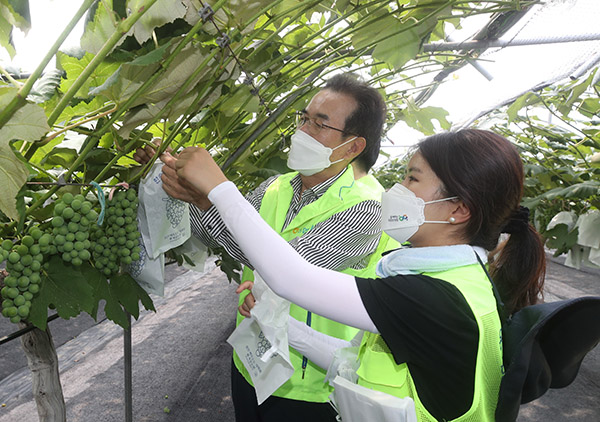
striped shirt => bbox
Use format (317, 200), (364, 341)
(190, 168), (382, 272)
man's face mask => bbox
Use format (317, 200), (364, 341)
(381, 183), (458, 244)
(287, 130), (356, 176)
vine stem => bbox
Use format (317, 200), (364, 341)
(40, 105), (118, 145)
(0, 65), (22, 87)
(0, 0), (97, 130)
(46, 0), (160, 127)
(20, 0), (161, 218)
(23, 0), (161, 162)
(536, 94), (597, 165)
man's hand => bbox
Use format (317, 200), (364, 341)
(160, 152), (212, 210)
(171, 147), (228, 197)
(236, 281), (256, 318)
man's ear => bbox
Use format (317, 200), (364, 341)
(347, 137), (366, 159)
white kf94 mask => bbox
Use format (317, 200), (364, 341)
(381, 183), (458, 244)
(287, 130), (356, 176)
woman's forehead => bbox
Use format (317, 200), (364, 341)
(406, 152), (428, 172)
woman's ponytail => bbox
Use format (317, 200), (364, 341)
(489, 208), (546, 314)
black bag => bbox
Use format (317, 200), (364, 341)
(495, 296), (600, 422)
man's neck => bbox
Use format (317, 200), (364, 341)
(299, 163), (349, 192)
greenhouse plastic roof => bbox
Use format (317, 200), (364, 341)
(432, 0), (600, 128)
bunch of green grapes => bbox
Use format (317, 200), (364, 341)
(51, 192), (98, 266)
(0, 227), (50, 323)
(91, 189), (141, 277)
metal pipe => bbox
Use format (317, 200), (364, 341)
(446, 35), (494, 81)
(124, 312), (133, 422)
(423, 33), (600, 52)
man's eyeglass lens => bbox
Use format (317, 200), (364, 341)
(295, 112), (345, 134)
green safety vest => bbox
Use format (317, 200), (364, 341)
(356, 264), (504, 421)
(233, 165), (398, 402)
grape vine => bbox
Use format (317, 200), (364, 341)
(0, 187), (142, 324)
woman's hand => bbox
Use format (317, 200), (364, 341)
(171, 147), (228, 197)
(236, 281), (255, 318)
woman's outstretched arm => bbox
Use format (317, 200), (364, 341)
(174, 147), (377, 332)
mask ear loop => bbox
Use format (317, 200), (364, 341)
(329, 136), (358, 165)
(422, 196), (460, 224)
(424, 196), (458, 205)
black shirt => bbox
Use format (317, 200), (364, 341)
(356, 273), (480, 421)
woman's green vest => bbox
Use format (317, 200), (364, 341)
(233, 166), (398, 402)
(356, 264), (504, 421)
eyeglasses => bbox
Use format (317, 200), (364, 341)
(295, 111), (356, 136)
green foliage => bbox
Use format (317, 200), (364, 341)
(0, 0), (31, 58)
(481, 69), (600, 264)
(372, 157), (409, 190)
(28, 256), (153, 330)
(0, 0), (537, 322)
(544, 224), (579, 257)
(398, 101), (451, 135)
(211, 246), (243, 284)
(28, 256), (97, 329)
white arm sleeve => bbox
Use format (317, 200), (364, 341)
(209, 182), (378, 332)
(287, 316), (352, 370)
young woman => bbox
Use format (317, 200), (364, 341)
(170, 129), (546, 421)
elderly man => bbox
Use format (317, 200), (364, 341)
(134, 73), (393, 422)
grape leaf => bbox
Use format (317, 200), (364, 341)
(110, 273), (156, 321)
(0, 11), (15, 58)
(3, 0), (31, 32)
(506, 92), (540, 122)
(126, 0), (187, 45)
(545, 224), (579, 257)
(29, 69), (64, 103)
(40, 147), (78, 168)
(0, 88), (49, 220)
(84, 266), (129, 328)
(28, 256), (96, 330)
(57, 51), (121, 99)
(0, 142), (28, 220)
(93, 43), (210, 108)
(80, 0), (120, 55)
(0, 88), (50, 142)
(0, 0), (31, 58)
(399, 105), (450, 135)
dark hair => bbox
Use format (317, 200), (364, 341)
(417, 129), (545, 314)
(324, 74), (386, 172)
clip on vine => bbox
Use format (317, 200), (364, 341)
(279, 134), (288, 151)
(199, 5), (214, 22)
(216, 34), (230, 49)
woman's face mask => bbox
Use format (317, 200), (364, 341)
(287, 130), (356, 176)
(381, 183), (458, 244)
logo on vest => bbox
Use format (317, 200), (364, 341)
(292, 224), (316, 235)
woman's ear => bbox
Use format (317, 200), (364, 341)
(449, 200), (471, 224)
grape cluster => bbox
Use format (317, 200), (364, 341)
(91, 189), (141, 277)
(0, 228), (49, 323)
(51, 192), (98, 266)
